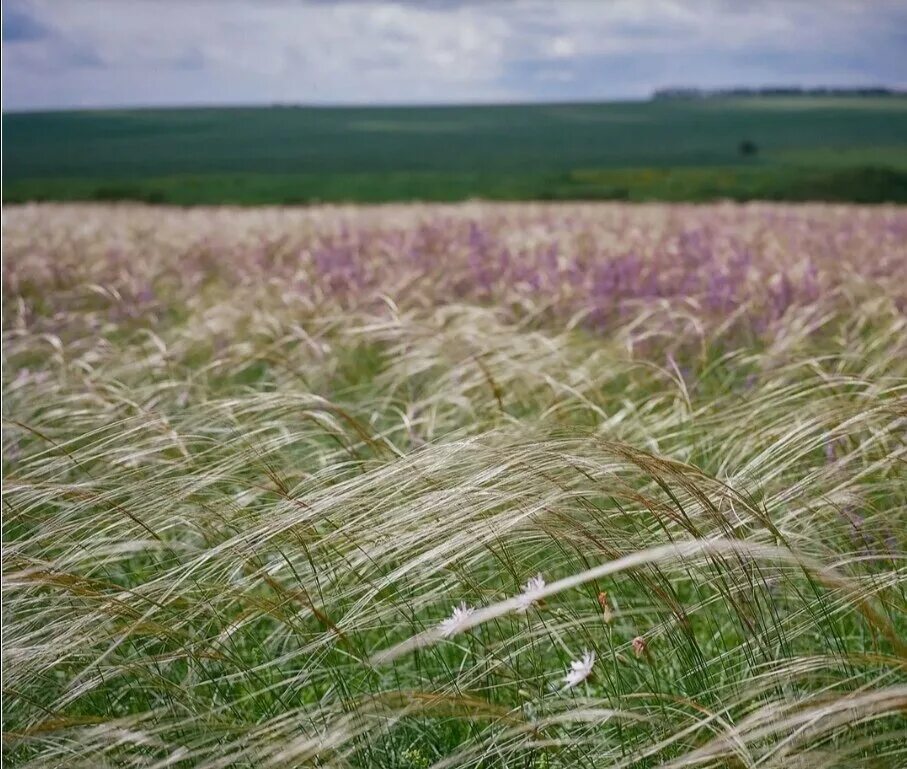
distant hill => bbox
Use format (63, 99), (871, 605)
(4, 96), (907, 205)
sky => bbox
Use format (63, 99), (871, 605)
(4, 0), (907, 111)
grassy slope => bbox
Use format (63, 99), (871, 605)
(4, 97), (907, 204)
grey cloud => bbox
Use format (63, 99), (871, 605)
(4, 0), (906, 111)
(3, 1), (50, 42)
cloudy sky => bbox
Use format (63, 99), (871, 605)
(4, 0), (906, 111)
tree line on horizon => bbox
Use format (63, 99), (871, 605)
(652, 86), (901, 99)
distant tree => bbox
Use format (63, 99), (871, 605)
(739, 139), (758, 157)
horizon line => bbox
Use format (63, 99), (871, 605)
(6, 89), (907, 116)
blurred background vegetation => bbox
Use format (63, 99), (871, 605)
(5, 95), (907, 205)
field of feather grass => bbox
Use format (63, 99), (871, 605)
(2, 201), (907, 768)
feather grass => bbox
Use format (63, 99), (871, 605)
(3, 202), (906, 768)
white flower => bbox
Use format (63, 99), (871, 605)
(516, 573), (546, 612)
(438, 602), (474, 638)
(562, 650), (595, 690)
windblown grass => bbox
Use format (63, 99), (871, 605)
(3, 203), (906, 768)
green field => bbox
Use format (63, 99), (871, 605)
(5, 96), (907, 204)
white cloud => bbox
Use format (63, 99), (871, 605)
(3, 0), (905, 109)
(547, 36), (577, 60)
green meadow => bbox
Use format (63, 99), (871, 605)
(5, 96), (907, 204)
